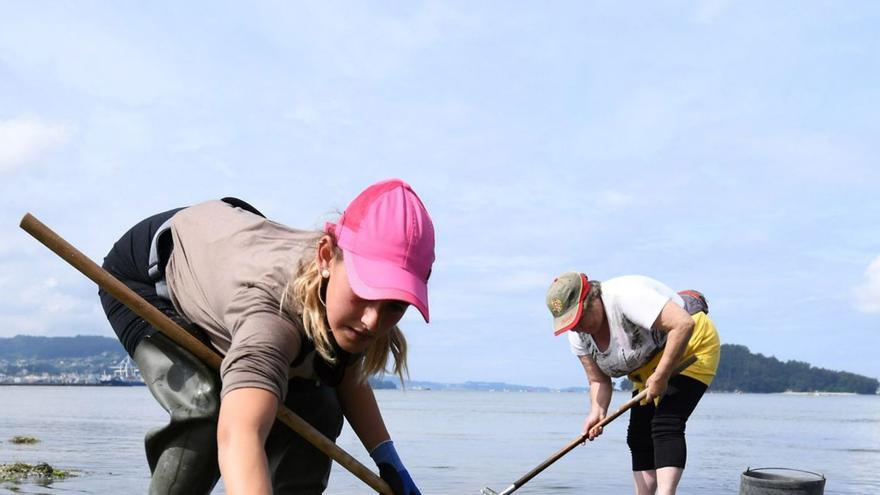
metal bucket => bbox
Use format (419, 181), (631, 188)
(739, 467), (825, 495)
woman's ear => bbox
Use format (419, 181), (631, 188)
(316, 235), (335, 269)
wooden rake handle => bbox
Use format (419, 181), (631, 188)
(20, 213), (393, 495)
(494, 354), (699, 495)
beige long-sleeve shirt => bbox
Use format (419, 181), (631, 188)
(165, 200), (322, 399)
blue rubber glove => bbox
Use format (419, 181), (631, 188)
(370, 440), (421, 495)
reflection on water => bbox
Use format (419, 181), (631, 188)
(0, 387), (878, 494)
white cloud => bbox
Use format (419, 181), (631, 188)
(854, 256), (880, 314)
(597, 190), (635, 209)
(253, 3), (468, 82)
(0, 266), (103, 338)
(693, 0), (732, 24)
(18, 277), (80, 316)
(0, 117), (72, 173)
(741, 131), (869, 184)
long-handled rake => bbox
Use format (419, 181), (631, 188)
(481, 355), (698, 495)
(20, 213), (394, 495)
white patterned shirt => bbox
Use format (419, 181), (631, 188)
(568, 275), (684, 377)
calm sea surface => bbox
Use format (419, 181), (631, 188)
(0, 387), (878, 494)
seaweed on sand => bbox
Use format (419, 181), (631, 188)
(0, 462), (74, 483)
(9, 436), (39, 445)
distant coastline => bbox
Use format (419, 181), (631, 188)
(0, 382), (145, 387)
(2, 335), (878, 394)
(2, 383), (876, 397)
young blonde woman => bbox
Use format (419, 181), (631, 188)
(99, 179), (432, 495)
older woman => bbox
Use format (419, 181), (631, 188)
(546, 273), (720, 495)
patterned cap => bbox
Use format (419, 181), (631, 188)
(546, 272), (589, 336)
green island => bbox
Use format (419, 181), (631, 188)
(711, 344), (879, 394)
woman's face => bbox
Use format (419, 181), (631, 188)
(572, 296), (605, 335)
(321, 246), (409, 354)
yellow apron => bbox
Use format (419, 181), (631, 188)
(628, 311), (721, 392)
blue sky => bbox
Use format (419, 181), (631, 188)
(2, 2), (878, 388)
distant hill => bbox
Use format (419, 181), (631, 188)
(368, 377), (398, 389)
(2, 336), (877, 394)
(713, 344), (878, 394)
(0, 335), (125, 359)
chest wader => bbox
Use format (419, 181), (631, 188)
(100, 200), (344, 494)
(134, 331), (222, 494)
(133, 335), (345, 494)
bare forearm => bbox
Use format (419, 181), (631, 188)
(217, 387), (278, 495)
(218, 433), (271, 495)
(338, 373), (390, 451)
(651, 300), (696, 381)
(655, 322), (693, 380)
(579, 355), (612, 415)
(589, 377), (613, 414)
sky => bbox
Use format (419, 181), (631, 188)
(1, 2), (878, 389)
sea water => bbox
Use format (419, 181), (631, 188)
(1, 387), (878, 494)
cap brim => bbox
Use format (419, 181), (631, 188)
(552, 302), (583, 336)
(552, 273), (588, 336)
(343, 252), (430, 323)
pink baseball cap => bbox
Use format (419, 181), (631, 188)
(325, 179), (435, 322)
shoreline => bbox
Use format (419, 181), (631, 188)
(0, 382), (145, 387)
(1, 383), (875, 395)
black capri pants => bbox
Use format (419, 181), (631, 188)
(99, 207), (191, 356)
(626, 374), (708, 471)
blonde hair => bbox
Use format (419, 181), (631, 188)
(280, 236), (409, 384)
